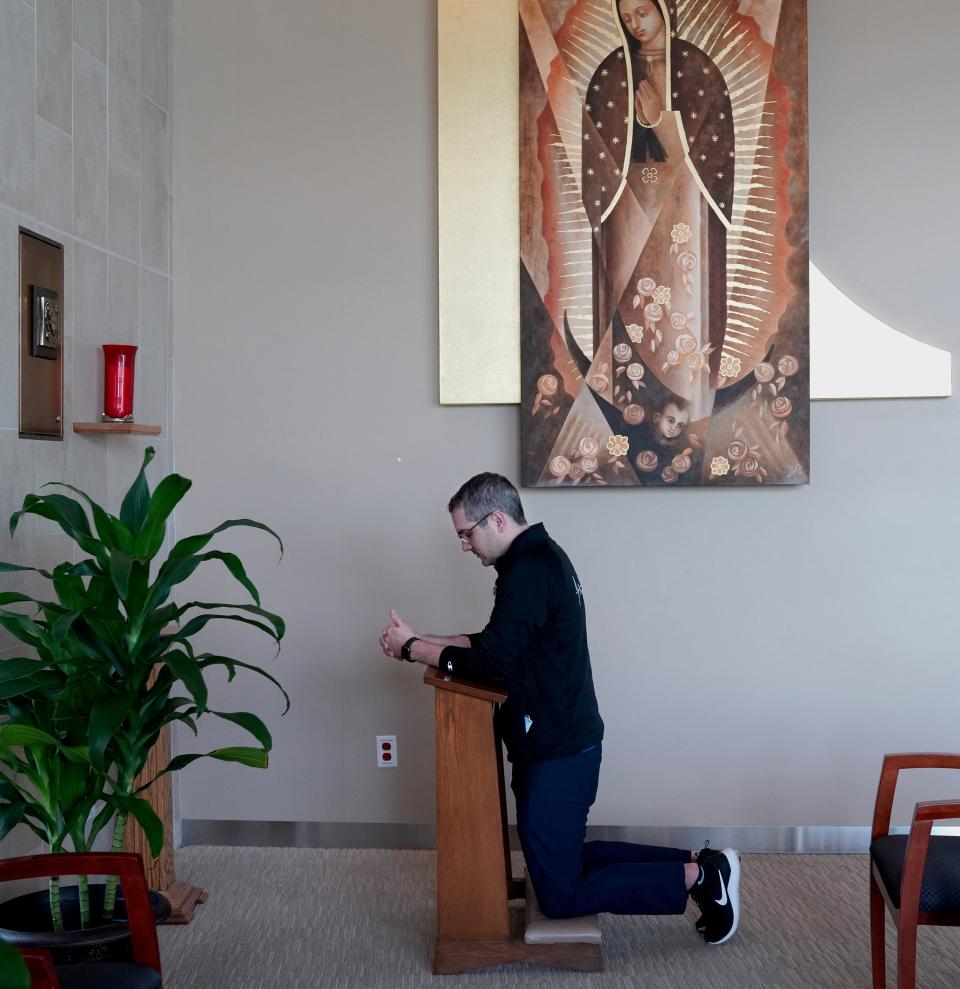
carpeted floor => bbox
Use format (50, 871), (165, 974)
(157, 847), (960, 988)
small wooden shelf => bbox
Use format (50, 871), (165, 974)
(73, 422), (162, 435)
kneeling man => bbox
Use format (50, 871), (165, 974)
(379, 472), (740, 944)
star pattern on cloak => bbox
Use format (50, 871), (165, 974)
(581, 49), (630, 229)
(669, 40), (735, 220)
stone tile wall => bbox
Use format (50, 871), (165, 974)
(0, 0), (173, 858)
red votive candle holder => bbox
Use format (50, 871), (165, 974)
(102, 344), (138, 421)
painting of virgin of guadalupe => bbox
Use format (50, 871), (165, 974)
(520, 0), (809, 486)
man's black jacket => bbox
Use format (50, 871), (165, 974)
(439, 524), (604, 765)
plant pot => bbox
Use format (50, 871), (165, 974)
(0, 884), (171, 965)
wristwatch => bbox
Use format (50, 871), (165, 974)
(401, 636), (419, 662)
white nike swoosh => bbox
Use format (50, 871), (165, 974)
(715, 872), (728, 907)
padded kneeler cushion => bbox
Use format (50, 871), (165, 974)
(523, 874), (602, 945)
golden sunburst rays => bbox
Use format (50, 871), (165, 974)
(670, 0), (784, 371)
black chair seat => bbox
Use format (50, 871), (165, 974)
(56, 962), (162, 989)
(871, 834), (960, 912)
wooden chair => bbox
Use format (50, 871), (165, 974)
(870, 753), (960, 989)
(17, 948), (60, 988)
(0, 852), (163, 989)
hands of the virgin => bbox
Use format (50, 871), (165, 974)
(635, 80), (663, 126)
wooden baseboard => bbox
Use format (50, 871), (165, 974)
(433, 937), (602, 975)
(160, 881), (208, 925)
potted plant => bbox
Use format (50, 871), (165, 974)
(0, 446), (287, 960)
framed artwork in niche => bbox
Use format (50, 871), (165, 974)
(520, 0), (808, 487)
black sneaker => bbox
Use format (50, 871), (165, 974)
(693, 843), (720, 933)
(690, 848), (740, 945)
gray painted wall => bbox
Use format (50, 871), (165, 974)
(0, 0), (174, 859)
(168, 0), (957, 835)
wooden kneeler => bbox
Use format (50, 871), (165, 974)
(424, 668), (602, 974)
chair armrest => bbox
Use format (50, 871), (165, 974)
(914, 799), (960, 824)
(898, 799), (960, 920)
(871, 753), (960, 840)
(17, 948), (60, 989)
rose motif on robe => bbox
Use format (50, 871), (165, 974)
(537, 374), (559, 395)
(771, 396), (793, 419)
(727, 441), (748, 461)
(549, 456), (571, 478)
(577, 436), (600, 458)
(613, 343), (633, 363)
(637, 277), (657, 296)
(754, 363), (775, 384)
(636, 451), (659, 472)
(777, 356), (799, 377)
(622, 404), (645, 426)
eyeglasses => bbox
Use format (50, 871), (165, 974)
(457, 512), (492, 544)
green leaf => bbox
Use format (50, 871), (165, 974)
(177, 602), (285, 641)
(119, 446), (155, 533)
(170, 519), (284, 561)
(89, 697), (130, 769)
(43, 481), (134, 553)
(211, 710), (272, 749)
(0, 937), (30, 989)
(0, 592), (36, 606)
(49, 610), (80, 644)
(109, 549), (135, 599)
(0, 724), (62, 747)
(197, 655), (291, 714)
(11, 492), (90, 539)
(0, 677), (43, 701)
(115, 795), (165, 858)
(210, 746), (269, 768)
(0, 658), (47, 683)
(0, 612), (43, 648)
(142, 556), (202, 614)
(134, 474), (193, 558)
(161, 650), (208, 712)
(152, 552), (261, 610)
(163, 745), (269, 775)
(0, 801), (27, 842)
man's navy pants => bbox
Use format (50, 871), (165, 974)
(511, 743), (690, 919)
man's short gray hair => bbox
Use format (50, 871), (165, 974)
(447, 473), (527, 525)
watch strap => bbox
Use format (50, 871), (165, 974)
(401, 636), (419, 662)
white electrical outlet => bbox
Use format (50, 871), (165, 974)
(377, 734), (397, 768)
